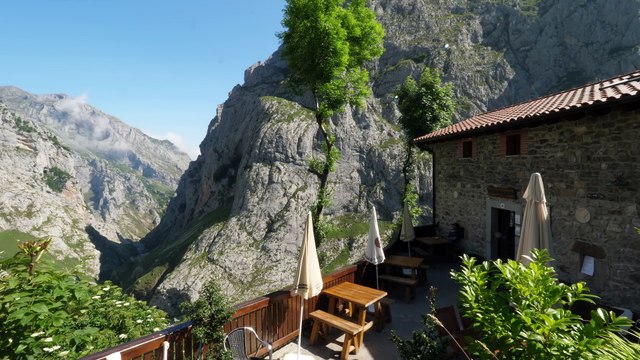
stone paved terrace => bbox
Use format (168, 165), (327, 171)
(273, 261), (462, 359)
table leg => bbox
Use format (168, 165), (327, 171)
(325, 296), (337, 334)
(328, 297), (337, 315)
(355, 308), (367, 353)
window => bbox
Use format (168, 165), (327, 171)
(462, 140), (473, 158)
(500, 131), (527, 156)
(459, 138), (476, 159)
(505, 134), (521, 155)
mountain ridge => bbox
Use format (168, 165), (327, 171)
(0, 86), (191, 277)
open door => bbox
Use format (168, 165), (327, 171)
(490, 208), (515, 261)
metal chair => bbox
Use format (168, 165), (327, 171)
(223, 327), (272, 360)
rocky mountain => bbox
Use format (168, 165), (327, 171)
(0, 87), (191, 278)
(121, 0), (640, 314)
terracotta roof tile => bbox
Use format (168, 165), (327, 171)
(416, 70), (640, 143)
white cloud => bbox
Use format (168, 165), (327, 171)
(144, 130), (200, 160)
(54, 92), (131, 152)
(54, 93), (199, 159)
(56, 92), (90, 118)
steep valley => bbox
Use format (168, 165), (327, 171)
(0, 87), (191, 278)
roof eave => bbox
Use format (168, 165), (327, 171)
(415, 94), (640, 146)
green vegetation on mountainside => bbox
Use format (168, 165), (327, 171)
(0, 230), (37, 259)
(43, 166), (72, 193)
(13, 116), (36, 133)
(261, 96), (315, 124)
(0, 231), (84, 275)
(117, 199), (234, 299)
(320, 213), (394, 273)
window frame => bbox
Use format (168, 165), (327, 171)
(461, 140), (473, 158)
(505, 134), (521, 156)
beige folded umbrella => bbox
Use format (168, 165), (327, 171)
(290, 211), (323, 359)
(516, 173), (552, 265)
(365, 204), (385, 289)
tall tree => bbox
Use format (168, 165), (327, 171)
(279, 0), (384, 228)
(396, 68), (454, 217)
(397, 68), (454, 140)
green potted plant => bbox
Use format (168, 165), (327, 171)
(180, 279), (234, 360)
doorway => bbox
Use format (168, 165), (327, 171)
(491, 208), (516, 261)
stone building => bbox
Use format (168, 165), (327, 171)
(415, 71), (640, 313)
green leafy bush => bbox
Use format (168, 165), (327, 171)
(451, 249), (631, 359)
(0, 241), (168, 359)
(180, 279), (233, 360)
(43, 166), (72, 193)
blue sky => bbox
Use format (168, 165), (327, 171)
(1, 0), (287, 158)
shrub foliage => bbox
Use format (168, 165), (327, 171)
(43, 166), (72, 193)
(0, 240), (168, 359)
(451, 249), (631, 359)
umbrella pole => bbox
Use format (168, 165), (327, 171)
(408, 242), (411, 257)
(375, 264), (379, 290)
(297, 298), (303, 359)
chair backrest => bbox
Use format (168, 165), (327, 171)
(224, 326), (272, 360)
(224, 327), (251, 360)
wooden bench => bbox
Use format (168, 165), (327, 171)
(309, 310), (362, 360)
(380, 298), (394, 324)
(365, 298), (394, 330)
(378, 274), (418, 303)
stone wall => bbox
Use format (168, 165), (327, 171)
(427, 105), (640, 313)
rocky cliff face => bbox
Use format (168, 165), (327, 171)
(373, 0), (640, 117)
(125, 55), (424, 309)
(0, 87), (191, 278)
(133, 0), (640, 313)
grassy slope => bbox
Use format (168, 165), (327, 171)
(114, 199), (234, 299)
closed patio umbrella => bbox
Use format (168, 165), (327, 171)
(399, 201), (415, 256)
(516, 173), (552, 265)
(364, 204), (385, 289)
(290, 211), (323, 359)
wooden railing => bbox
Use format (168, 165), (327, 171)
(82, 264), (358, 360)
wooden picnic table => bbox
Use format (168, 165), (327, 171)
(415, 236), (449, 246)
(415, 236), (453, 259)
(322, 282), (387, 353)
(384, 255), (424, 279)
